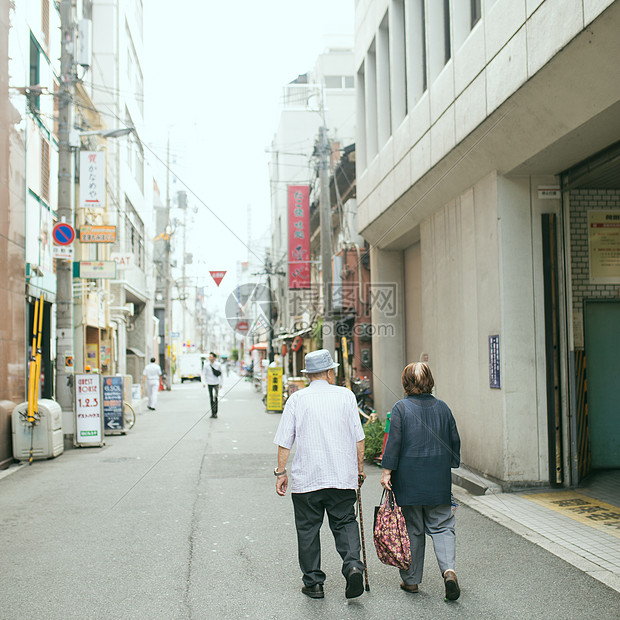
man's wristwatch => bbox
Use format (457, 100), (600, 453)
(274, 468), (287, 477)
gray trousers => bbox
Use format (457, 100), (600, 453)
(291, 488), (365, 586)
(399, 504), (455, 585)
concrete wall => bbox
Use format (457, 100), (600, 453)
(355, 0), (620, 248)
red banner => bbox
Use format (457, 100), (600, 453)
(288, 185), (310, 289)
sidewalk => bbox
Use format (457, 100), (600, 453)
(452, 469), (620, 594)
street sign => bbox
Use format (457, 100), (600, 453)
(74, 261), (117, 279)
(53, 245), (74, 260)
(171, 331), (181, 338)
(79, 225), (116, 243)
(210, 270), (227, 286)
(266, 367), (283, 412)
(103, 375), (124, 433)
(79, 151), (106, 209)
(111, 252), (133, 269)
(74, 373), (104, 447)
(52, 222), (75, 246)
(236, 320), (249, 332)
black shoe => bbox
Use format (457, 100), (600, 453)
(301, 584), (324, 599)
(443, 570), (460, 601)
(210, 413), (217, 418)
(345, 567), (364, 599)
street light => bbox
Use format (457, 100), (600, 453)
(69, 126), (135, 147)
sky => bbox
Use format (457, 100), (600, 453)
(142, 1), (355, 309)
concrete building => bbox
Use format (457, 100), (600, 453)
(88, 0), (155, 384)
(1, 2), (60, 405)
(269, 47), (356, 374)
(355, 0), (620, 487)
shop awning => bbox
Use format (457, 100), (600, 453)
(126, 347), (145, 357)
(273, 327), (313, 342)
(250, 342), (268, 351)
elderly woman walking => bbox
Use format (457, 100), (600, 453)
(380, 362), (461, 601)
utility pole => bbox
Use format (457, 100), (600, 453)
(318, 114), (335, 357)
(55, 0), (75, 417)
(164, 137), (172, 389)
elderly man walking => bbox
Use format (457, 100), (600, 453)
(274, 349), (366, 600)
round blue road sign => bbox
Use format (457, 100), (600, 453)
(52, 222), (75, 245)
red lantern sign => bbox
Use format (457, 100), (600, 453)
(291, 336), (303, 352)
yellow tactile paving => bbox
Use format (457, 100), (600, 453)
(523, 491), (620, 540)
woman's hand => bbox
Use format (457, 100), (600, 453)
(380, 470), (392, 490)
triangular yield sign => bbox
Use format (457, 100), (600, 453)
(209, 270), (227, 287)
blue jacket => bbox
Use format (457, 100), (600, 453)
(381, 394), (460, 506)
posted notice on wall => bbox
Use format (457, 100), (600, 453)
(74, 373), (104, 447)
(588, 210), (620, 284)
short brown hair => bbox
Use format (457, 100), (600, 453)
(401, 362), (434, 395)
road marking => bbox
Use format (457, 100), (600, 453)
(523, 491), (620, 539)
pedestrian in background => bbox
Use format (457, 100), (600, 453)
(273, 349), (367, 600)
(142, 356), (162, 411)
(381, 362), (462, 601)
(201, 352), (223, 418)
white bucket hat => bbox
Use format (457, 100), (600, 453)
(301, 349), (340, 374)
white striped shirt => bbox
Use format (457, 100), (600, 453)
(273, 380), (365, 493)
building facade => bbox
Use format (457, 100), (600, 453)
(269, 47), (357, 375)
(355, 0), (620, 487)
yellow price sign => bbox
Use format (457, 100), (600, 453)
(266, 367), (284, 411)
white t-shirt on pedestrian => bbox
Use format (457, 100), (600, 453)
(201, 360), (223, 386)
(143, 362), (162, 383)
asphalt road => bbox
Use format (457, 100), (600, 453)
(1, 375), (619, 619)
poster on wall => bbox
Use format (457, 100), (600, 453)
(588, 210), (620, 284)
(74, 373), (104, 447)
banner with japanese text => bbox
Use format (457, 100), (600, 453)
(288, 185), (310, 289)
(79, 151), (106, 210)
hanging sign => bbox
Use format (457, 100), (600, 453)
(79, 151), (106, 209)
(489, 335), (501, 389)
(74, 261), (117, 279)
(53, 245), (74, 260)
(266, 367), (283, 412)
(52, 222), (75, 246)
(103, 375), (124, 433)
(74, 373), (104, 446)
(210, 271), (227, 286)
(111, 253), (133, 269)
(288, 185), (310, 289)
(79, 225), (116, 243)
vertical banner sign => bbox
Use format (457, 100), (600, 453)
(79, 151), (106, 209)
(103, 375), (124, 432)
(74, 373), (104, 446)
(489, 335), (501, 389)
(266, 367), (284, 411)
(288, 185), (310, 289)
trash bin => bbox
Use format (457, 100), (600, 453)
(12, 400), (64, 461)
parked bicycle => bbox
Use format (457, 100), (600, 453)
(352, 376), (375, 423)
(123, 401), (136, 430)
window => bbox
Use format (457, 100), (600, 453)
(29, 35), (40, 111)
(41, 138), (50, 202)
(324, 75), (355, 89)
(41, 0), (49, 48)
(125, 198), (145, 269)
(443, 0), (451, 65)
(471, 0), (482, 28)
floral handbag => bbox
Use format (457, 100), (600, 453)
(373, 490), (411, 570)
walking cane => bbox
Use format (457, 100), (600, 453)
(357, 477), (370, 592)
